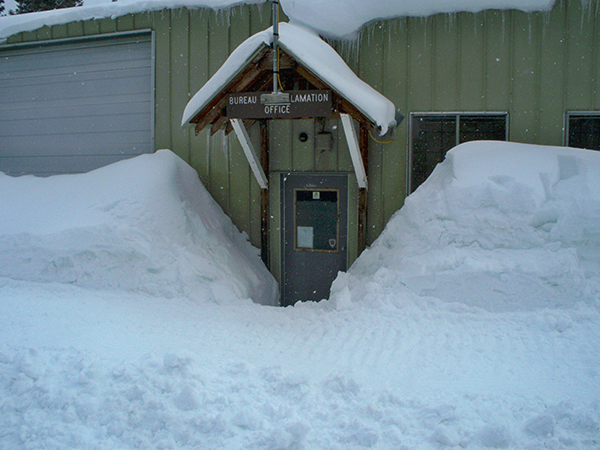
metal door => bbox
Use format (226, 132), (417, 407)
(281, 173), (348, 306)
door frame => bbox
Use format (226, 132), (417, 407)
(279, 172), (350, 306)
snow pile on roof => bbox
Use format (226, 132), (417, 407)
(0, 0), (557, 42)
(281, 0), (557, 38)
(332, 141), (600, 312)
(182, 22), (397, 135)
(0, 0), (267, 41)
(0, 149), (278, 305)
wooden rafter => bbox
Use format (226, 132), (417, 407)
(189, 46), (378, 135)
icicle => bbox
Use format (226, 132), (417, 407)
(445, 12), (456, 32)
(579, 0), (596, 32)
(214, 6), (232, 27)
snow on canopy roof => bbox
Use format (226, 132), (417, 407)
(181, 22), (397, 135)
(281, 0), (557, 39)
(0, 0), (266, 41)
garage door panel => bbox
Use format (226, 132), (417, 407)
(0, 154), (140, 176)
(6, 35), (150, 56)
(0, 93), (152, 114)
(3, 58), (152, 85)
(0, 33), (153, 176)
(1, 113), (151, 137)
(1, 71), (151, 104)
(0, 131), (151, 158)
(3, 100), (150, 122)
(3, 40), (151, 75)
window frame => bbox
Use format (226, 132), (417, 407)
(292, 187), (341, 254)
(565, 111), (600, 150)
(407, 112), (509, 193)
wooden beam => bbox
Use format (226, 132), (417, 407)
(231, 119), (268, 189)
(294, 64), (329, 89)
(333, 96), (371, 127)
(341, 113), (367, 189)
(190, 46), (271, 132)
(259, 50), (296, 71)
(260, 120), (270, 269)
(232, 61), (270, 94)
(358, 123), (369, 254)
(210, 114), (229, 136)
(358, 187), (368, 255)
(194, 103), (226, 135)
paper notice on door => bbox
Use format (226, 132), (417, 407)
(297, 226), (314, 249)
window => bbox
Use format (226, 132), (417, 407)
(567, 113), (600, 150)
(409, 113), (508, 193)
(294, 189), (340, 252)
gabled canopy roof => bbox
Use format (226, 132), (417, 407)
(181, 22), (397, 136)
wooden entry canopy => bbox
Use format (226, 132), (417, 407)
(181, 22), (397, 185)
(181, 22), (397, 258)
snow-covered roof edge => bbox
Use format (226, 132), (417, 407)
(181, 27), (271, 128)
(281, 0), (557, 39)
(0, 0), (265, 42)
(181, 22), (397, 135)
(0, 0), (558, 44)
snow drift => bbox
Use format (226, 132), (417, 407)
(332, 141), (600, 313)
(0, 149), (278, 305)
(0, 142), (599, 449)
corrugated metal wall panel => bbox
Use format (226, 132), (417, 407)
(351, 0), (600, 245)
(0, 33), (152, 176)
(2, 0), (599, 251)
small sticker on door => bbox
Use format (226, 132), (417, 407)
(312, 191), (320, 200)
(328, 238), (337, 249)
(297, 226), (314, 249)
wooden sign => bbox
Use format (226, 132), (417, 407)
(227, 90), (332, 119)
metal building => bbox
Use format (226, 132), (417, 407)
(1, 0), (599, 304)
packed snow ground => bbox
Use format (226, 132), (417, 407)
(1, 143), (600, 449)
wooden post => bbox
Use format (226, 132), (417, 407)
(358, 124), (369, 255)
(260, 120), (270, 269)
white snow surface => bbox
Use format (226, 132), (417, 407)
(0, 0), (556, 41)
(0, 149), (278, 305)
(181, 22), (397, 135)
(0, 0), (266, 41)
(1, 141), (600, 449)
(281, 0), (557, 38)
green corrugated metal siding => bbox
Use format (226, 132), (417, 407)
(2, 0), (600, 256)
(351, 0), (600, 244)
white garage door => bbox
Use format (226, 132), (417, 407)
(0, 32), (153, 176)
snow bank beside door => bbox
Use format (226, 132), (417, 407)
(0, 149), (278, 305)
(332, 141), (600, 312)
